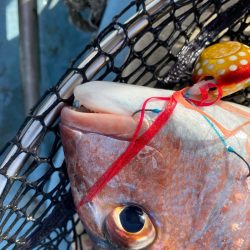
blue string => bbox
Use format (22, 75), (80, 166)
(149, 94), (249, 175)
(151, 102), (233, 151)
(183, 91), (235, 153)
(147, 97), (237, 154)
(184, 91), (190, 99)
(181, 92), (250, 176)
(202, 114), (250, 175)
(152, 108), (162, 113)
(201, 114), (234, 152)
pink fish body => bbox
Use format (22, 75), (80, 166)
(61, 81), (250, 249)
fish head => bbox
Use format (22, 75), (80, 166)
(60, 81), (250, 249)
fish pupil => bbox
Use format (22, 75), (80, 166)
(119, 205), (145, 233)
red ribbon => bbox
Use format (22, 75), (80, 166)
(187, 83), (223, 107)
(77, 94), (177, 209)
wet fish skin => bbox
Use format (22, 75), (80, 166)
(61, 82), (250, 249)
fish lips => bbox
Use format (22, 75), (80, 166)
(60, 106), (149, 140)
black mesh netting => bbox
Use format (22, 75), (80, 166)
(0, 0), (249, 249)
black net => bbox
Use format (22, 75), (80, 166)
(0, 0), (249, 249)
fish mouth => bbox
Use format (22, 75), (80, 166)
(60, 81), (173, 139)
(60, 107), (143, 139)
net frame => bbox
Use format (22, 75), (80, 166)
(0, 0), (249, 249)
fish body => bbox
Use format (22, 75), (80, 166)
(61, 81), (250, 249)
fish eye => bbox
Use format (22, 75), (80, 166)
(104, 205), (156, 249)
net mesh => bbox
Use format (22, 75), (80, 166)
(0, 0), (249, 249)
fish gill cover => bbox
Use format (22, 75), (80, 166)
(0, 0), (249, 249)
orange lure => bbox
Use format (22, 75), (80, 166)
(192, 41), (250, 98)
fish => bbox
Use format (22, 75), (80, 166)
(60, 41), (250, 249)
(60, 80), (250, 249)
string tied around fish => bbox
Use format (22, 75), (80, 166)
(77, 41), (250, 209)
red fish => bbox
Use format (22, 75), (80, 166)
(61, 81), (250, 249)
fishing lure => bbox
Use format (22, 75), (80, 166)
(189, 40), (250, 101)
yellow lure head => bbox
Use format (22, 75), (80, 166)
(193, 41), (250, 97)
